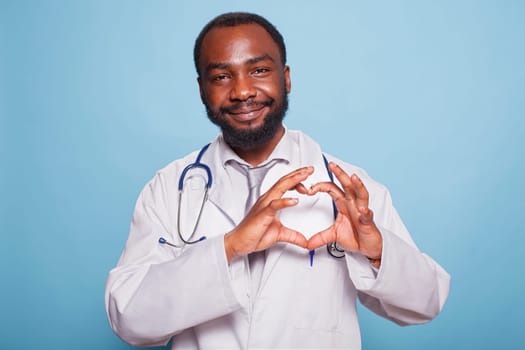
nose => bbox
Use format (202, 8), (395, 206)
(229, 75), (256, 101)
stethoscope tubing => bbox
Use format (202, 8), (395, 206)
(178, 143), (213, 191)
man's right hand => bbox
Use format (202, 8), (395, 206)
(224, 166), (314, 263)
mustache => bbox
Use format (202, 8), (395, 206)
(220, 99), (274, 114)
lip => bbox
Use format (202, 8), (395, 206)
(227, 105), (267, 122)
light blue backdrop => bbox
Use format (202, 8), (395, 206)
(1, 1), (524, 349)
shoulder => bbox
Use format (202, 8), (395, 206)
(157, 149), (201, 176)
(286, 129), (320, 149)
(150, 150), (198, 183)
(138, 140), (218, 202)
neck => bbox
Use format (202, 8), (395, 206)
(231, 125), (285, 166)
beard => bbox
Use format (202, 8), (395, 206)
(204, 88), (289, 150)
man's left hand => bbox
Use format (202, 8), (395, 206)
(304, 162), (383, 267)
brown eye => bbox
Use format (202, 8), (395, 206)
(253, 68), (270, 75)
(209, 73), (231, 84)
(213, 74), (228, 81)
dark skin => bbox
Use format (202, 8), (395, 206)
(197, 24), (382, 267)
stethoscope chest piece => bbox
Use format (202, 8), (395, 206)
(327, 242), (345, 258)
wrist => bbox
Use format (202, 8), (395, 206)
(367, 256), (381, 268)
(224, 232), (239, 264)
(364, 232), (382, 267)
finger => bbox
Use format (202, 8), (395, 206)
(264, 166), (314, 200)
(309, 181), (345, 199)
(306, 226), (336, 250)
(276, 228), (308, 249)
(328, 162), (357, 201)
(294, 183), (310, 195)
(350, 173), (370, 210)
(255, 223), (308, 251)
(266, 197), (299, 212)
(310, 182), (351, 216)
(358, 207), (374, 225)
(333, 196), (351, 216)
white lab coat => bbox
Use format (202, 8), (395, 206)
(105, 130), (450, 349)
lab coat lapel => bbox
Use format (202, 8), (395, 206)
(204, 142), (245, 227)
(259, 160), (296, 277)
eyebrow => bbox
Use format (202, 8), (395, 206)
(205, 54), (276, 73)
(246, 54), (275, 65)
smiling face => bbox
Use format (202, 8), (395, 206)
(197, 24), (291, 151)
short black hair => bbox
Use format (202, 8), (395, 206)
(193, 12), (287, 76)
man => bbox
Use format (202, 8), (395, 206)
(105, 12), (450, 349)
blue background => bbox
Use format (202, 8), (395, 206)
(1, 1), (524, 349)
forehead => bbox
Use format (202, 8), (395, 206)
(199, 24), (282, 70)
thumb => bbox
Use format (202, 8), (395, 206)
(307, 226), (336, 250)
(277, 228), (308, 249)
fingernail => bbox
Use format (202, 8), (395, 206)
(359, 214), (371, 224)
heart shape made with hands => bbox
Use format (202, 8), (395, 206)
(278, 183), (344, 251)
(227, 165), (382, 263)
(279, 185), (333, 236)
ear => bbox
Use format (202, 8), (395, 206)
(197, 76), (205, 104)
(283, 65), (291, 94)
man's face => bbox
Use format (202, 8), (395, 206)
(197, 24), (291, 150)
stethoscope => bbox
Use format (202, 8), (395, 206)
(159, 144), (212, 248)
(159, 144), (346, 258)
